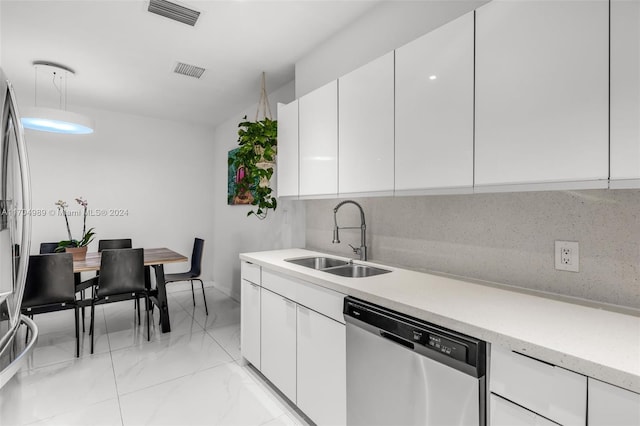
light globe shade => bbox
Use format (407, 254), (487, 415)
(21, 107), (94, 135)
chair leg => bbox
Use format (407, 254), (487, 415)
(75, 306), (80, 358)
(89, 306), (94, 336)
(197, 279), (208, 316)
(190, 280), (196, 307)
(136, 298), (141, 325)
(90, 303), (95, 355)
(80, 289), (85, 332)
(146, 295), (150, 342)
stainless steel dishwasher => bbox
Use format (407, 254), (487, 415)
(344, 297), (487, 426)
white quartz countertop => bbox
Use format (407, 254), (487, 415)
(240, 248), (640, 394)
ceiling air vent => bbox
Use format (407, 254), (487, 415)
(148, 0), (200, 26)
(174, 62), (206, 79)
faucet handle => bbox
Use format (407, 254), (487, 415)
(348, 244), (361, 255)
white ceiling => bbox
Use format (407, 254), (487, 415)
(1, 0), (380, 128)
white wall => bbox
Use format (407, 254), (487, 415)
(211, 81), (305, 300)
(295, 0), (486, 96)
(23, 105), (216, 280)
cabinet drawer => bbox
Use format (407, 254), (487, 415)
(241, 261), (261, 285)
(491, 346), (586, 425)
(262, 269), (345, 323)
(490, 394), (557, 426)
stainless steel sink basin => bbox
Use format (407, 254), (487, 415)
(285, 256), (350, 270)
(323, 264), (391, 278)
(285, 256), (391, 278)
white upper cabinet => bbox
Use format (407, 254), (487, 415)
(588, 378), (640, 426)
(299, 80), (338, 197)
(610, 0), (640, 187)
(395, 12), (474, 194)
(338, 52), (395, 196)
(475, 0), (609, 190)
(276, 100), (299, 198)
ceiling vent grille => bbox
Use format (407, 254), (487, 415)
(148, 0), (200, 26)
(174, 62), (206, 79)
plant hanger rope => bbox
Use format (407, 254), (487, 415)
(255, 71), (273, 121)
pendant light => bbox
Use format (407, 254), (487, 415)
(21, 61), (94, 135)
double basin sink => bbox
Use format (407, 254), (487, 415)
(285, 256), (391, 278)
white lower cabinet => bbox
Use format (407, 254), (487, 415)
(490, 394), (557, 426)
(243, 265), (346, 425)
(260, 287), (297, 403)
(296, 305), (346, 426)
(588, 378), (640, 426)
(240, 279), (261, 369)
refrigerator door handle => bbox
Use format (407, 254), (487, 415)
(8, 80), (31, 324)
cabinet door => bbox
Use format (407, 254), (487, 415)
(490, 394), (557, 426)
(395, 12), (474, 194)
(240, 279), (261, 369)
(475, 0), (609, 189)
(610, 0), (640, 187)
(588, 378), (640, 426)
(296, 306), (346, 426)
(338, 52), (394, 196)
(276, 100), (299, 198)
(260, 288), (296, 403)
(299, 80), (338, 197)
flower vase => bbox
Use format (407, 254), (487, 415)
(65, 246), (87, 261)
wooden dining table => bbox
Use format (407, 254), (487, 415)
(73, 247), (188, 333)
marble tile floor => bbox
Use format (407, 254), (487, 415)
(0, 287), (311, 426)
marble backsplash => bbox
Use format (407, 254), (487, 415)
(305, 189), (640, 310)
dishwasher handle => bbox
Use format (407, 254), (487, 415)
(380, 330), (414, 350)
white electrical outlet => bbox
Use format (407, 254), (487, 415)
(555, 241), (579, 272)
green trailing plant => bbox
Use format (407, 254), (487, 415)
(54, 197), (96, 251)
(230, 115), (278, 219)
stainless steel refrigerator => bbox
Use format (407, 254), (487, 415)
(0, 67), (35, 389)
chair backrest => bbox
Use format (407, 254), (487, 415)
(97, 248), (145, 298)
(22, 253), (75, 308)
(39, 242), (59, 254)
(98, 239), (132, 252)
(190, 238), (204, 277)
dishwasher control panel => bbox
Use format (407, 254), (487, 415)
(344, 297), (486, 378)
(427, 334), (467, 362)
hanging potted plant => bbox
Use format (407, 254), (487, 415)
(229, 72), (278, 219)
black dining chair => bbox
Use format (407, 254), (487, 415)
(89, 248), (150, 354)
(77, 238), (134, 329)
(39, 242), (59, 254)
(164, 238), (208, 315)
(21, 253), (80, 357)
(98, 238), (132, 251)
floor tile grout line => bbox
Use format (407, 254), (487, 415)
(107, 336), (126, 426)
(204, 327), (241, 361)
(114, 358), (239, 398)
